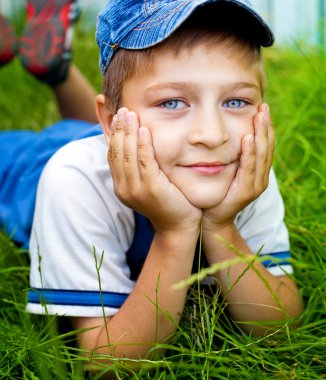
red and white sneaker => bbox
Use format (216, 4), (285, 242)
(0, 13), (18, 66)
(19, 0), (80, 85)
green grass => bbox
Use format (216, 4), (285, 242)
(0, 29), (325, 379)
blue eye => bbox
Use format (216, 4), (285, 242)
(161, 99), (185, 110)
(224, 99), (247, 108)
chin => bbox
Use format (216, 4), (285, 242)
(187, 193), (226, 209)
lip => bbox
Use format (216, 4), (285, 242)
(183, 162), (228, 176)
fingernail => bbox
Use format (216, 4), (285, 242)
(245, 135), (254, 144)
(264, 105), (270, 121)
(264, 104), (269, 113)
(126, 112), (134, 124)
(117, 108), (126, 121)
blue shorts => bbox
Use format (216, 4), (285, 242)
(0, 119), (102, 246)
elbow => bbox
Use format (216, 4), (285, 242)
(289, 298), (304, 319)
(285, 294), (304, 329)
(241, 299), (304, 337)
(233, 290), (304, 337)
(281, 280), (304, 323)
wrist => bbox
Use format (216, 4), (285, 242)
(155, 225), (200, 245)
(203, 222), (252, 265)
(202, 218), (236, 236)
(203, 222), (238, 255)
(150, 227), (199, 266)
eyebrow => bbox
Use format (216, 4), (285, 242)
(226, 81), (260, 91)
(143, 80), (260, 95)
(143, 82), (194, 95)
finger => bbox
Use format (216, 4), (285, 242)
(137, 126), (161, 184)
(253, 104), (269, 188)
(235, 134), (256, 196)
(264, 104), (275, 176)
(108, 108), (128, 184)
(123, 111), (141, 184)
(258, 104), (275, 185)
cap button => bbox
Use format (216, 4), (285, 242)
(109, 43), (119, 50)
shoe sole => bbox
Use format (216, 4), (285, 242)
(19, 0), (77, 75)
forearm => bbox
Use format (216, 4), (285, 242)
(79, 228), (199, 359)
(203, 224), (303, 335)
(54, 65), (98, 123)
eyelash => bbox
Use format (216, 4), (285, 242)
(159, 99), (186, 110)
(223, 99), (250, 108)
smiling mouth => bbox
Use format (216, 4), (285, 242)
(183, 162), (229, 176)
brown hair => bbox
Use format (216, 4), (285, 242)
(103, 3), (266, 113)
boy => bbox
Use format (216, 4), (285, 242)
(2, 0), (302, 361)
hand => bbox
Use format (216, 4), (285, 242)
(202, 103), (274, 231)
(108, 108), (202, 234)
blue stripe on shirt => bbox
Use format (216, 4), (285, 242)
(260, 251), (291, 268)
(28, 288), (129, 308)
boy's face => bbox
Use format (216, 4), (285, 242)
(120, 42), (263, 209)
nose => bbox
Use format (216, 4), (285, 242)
(188, 107), (229, 148)
(187, 108), (229, 148)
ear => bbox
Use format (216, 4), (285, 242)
(96, 94), (114, 146)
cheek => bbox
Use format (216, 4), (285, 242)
(228, 117), (254, 150)
(137, 114), (172, 168)
(147, 125), (177, 170)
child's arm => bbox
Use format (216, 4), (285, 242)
(73, 109), (202, 358)
(202, 104), (303, 335)
(203, 226), (302, 335)
(73, 229), (198, 358)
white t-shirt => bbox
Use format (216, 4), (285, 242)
(27, 134), (292, 317)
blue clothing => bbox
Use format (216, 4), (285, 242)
(0, 120), (102, 246)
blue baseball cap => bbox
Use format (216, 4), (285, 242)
(96, 0), (274, 76)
